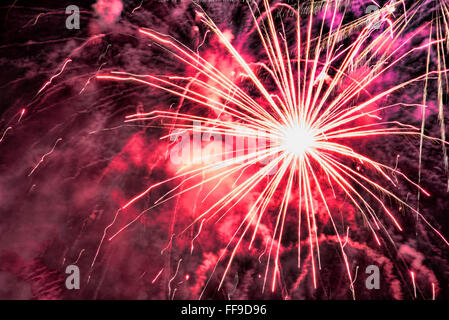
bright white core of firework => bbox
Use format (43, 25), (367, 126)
(280, 124), (316, 157)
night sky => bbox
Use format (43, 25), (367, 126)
(0, 0), (448, 300)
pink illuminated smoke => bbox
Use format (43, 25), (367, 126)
(93, 0), (123, 24)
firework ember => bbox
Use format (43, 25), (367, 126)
(0, 0), (449, 301)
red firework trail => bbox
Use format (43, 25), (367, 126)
(92, 0), (449, 297)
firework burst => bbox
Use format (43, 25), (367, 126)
(93, 0), (449, 298)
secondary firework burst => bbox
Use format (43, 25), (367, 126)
(412, 0), (449, 194)
(96, 0), (448, 296)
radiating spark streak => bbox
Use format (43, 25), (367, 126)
(132, 0), (143, 14)
(32, 13), (43, 26)
(411, 271), (417, 298)
(201, 176), (225, 203)
(342, 227), (350, 248)
(191, 218), (205, 254)
(98, 43), (111, 62)
(79, 63), (106, 94)
(168, 258), (182, 298)
(152, 268), (164, 284)
(271, 157), (296, 292)
(417, 25), (433, 229)
(161, 234), (174, 255)
(28, 138), (62, 176)
(432, 282), (436, 300)
(258, 238), (269, 264)
(37, 59), (72, 95)
(72, 249), (85, 265)
(0, 127), (12, 143)
(435, 17), (449, 191)
(197, 30), (210, 53)
(90, 207), (121, 274)
(18, 108), (25, 122)
(351, 265), (359, 288)
(171, 288), (177, 300)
